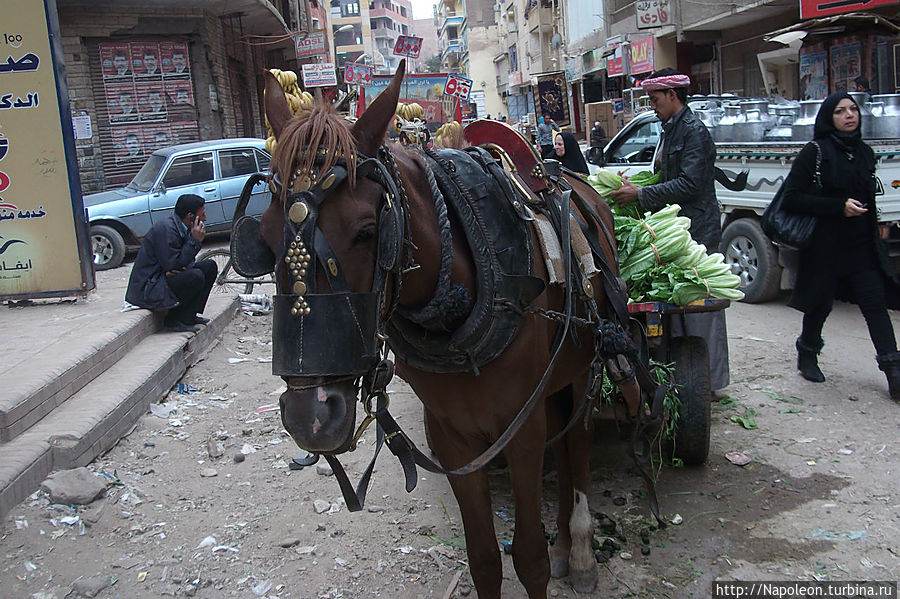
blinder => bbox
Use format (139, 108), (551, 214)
(230, 173), (277, 278)
(272, 151), (406, 378)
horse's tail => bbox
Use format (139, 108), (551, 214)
(715, 167), (748, 191)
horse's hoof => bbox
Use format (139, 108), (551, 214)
(569, 567), (598, 593)
(549, 555), (568, 579)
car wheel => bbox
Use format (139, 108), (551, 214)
(91, 225), (126, 270)
(720, 218), (781, 303)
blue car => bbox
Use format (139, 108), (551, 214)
(85, 138), (271, 270)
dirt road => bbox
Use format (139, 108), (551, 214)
(2, 297), (899, 598)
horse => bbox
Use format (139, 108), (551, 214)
(252, 60), (658, 598)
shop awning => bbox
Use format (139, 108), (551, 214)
(763, 11), (900, 42)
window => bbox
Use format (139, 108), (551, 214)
(509, 44), (518, 72)
(608, 120), (661, 164)
(255, 149), (271, 172)
(219, 149), (258, 179)
(162, 152), (213, 188)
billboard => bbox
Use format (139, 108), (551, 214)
(0, 0), (94, 298)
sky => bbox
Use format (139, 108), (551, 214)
(411, 0), (436, 20)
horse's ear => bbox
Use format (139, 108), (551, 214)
(263, 69), (292, 138)
(352, 59), (406, 156)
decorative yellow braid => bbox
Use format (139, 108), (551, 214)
(264, 68), (314, 154)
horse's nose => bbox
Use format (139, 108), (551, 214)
(279, 385), (354, 453)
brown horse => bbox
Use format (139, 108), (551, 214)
(257, 60), (650, 598)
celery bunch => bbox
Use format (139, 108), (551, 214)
(614, 204), (744, 304)
(586, 169), (659, 219)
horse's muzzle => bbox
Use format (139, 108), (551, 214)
(279, 383), (357, 454)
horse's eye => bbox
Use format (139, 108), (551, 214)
(353, 227), (375, 245)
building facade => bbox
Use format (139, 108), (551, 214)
(58, 0), (299, 194)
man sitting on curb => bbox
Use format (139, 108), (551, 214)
(125, 193), (218, 333)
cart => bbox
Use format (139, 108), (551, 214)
(627, 297), (731, 466)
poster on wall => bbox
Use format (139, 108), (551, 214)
(630, 37), (655, 75)
(136, 81), (167, 121)
(799, 44), (828, 99)
(131, 42), (162, 78)
(100, 43), (132, 79)
(105, 82), (139, 123)
(112, 126), (145, 165)
(537, 72), (569, 126)
(98, 40), (197, 186)
(160, 41), (189, 78)
(0, 0), (94, 298)
(830, 38), (862, 93)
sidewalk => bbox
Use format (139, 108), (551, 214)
(0, 263), (239, 518)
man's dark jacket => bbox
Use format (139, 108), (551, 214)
(639, 106), (721, 248)
(125, 213), (202, 310)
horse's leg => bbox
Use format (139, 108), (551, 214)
(504, 411), (552, 599)
(548, 382), (598, 593)
(425, 410), (503, 598)
(546, 387), (574, 579)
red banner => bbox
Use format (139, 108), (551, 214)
(800, 0), (898, 19)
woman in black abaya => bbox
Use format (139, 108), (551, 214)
(551, 130), (590, 175)
(783, 91), (900, 399)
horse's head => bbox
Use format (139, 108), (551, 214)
(260, 61), (407, 454)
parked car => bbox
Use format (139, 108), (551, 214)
(84, 138), (272, 270)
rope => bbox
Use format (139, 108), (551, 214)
(650, 242), (661, 264)
(642, 221), (657, 240)
(396, 158), (470, 329)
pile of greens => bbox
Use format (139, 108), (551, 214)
(585, 169), (744, 304)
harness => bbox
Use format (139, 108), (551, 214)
(230, 142), (669, 525)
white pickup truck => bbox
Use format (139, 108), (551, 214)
(596, 110), (900, 302)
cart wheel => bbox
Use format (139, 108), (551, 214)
(670, 336), (711, 466)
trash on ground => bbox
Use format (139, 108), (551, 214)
(725, 451), (752, 466)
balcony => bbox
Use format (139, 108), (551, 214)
(441, 41), (460, 62)
(527, 5), (553, 32)
(439, 15), (466, 37)
(371, 23), (397, 39)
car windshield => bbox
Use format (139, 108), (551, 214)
(126, 154), (166, 191)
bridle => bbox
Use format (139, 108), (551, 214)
(270, 147), (407, 381)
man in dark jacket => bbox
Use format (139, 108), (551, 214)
(609, 68), (729, 391)
(125, 194), (217, 333)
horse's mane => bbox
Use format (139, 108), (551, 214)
(272, 102), (358, 201)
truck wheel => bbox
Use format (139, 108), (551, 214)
(91, 225), (126, 270)
(670, 336), (711, 466)
(720, 218), (781, 303)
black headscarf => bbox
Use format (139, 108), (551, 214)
(812, 92), (873, 190)
(554, 131), (589, 175)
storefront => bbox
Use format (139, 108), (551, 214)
(57, 2), (295, 194)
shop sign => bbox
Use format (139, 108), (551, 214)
(607, 43), (624, 76)
(295, 31), (326, 60)
(301, 63), (337, 88)
(509, 70), (524, 86)
(636, 0), (671, 28)
(630, 37), (654, 74)
(393, 35), (423, 58)
(443, 73), (473, 101)
(801, 0), (899, 19)
(343, 62), (373, 86)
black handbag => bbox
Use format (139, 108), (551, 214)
(761, 141), (821, 250)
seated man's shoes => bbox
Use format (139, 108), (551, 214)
(192, 315), (210, 325)
(165, 319), (199, 333)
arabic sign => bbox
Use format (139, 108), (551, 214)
(606, 43), (625, 76)
(295, 31), (326, 60)
(301, 63), (337, 88)
(362, 73), (462, 123)
(443, 74), (473, 101)
(393, 35), (423, 58)
(630, 37), (655, 74)
(0, 0), (94, 298)
(344, 62), (374, 86)
(800, 0), (899, 19)
(636, 0), (671, 28)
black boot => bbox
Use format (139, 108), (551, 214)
(876, 352), (900, 400)
(796, 337), (825, 382)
